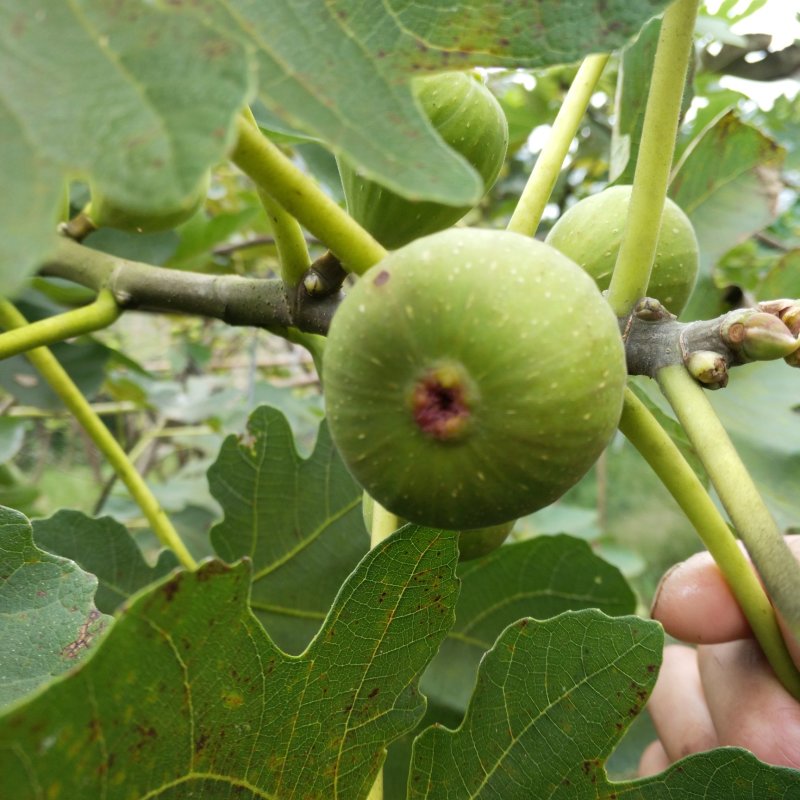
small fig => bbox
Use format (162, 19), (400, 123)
(324, 228), (627, 529)
(361, 491), (513, 561)
(86, 172), (210, 233)
(457, 520), (514, 561)
(545, 185), (699, 315)
(338, 71), (508, 249)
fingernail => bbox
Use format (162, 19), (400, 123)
(650, 561), (683, 620)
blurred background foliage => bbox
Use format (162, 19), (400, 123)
(1, 0), (798, 631)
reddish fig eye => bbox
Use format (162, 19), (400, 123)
(410, 367), (472, 441)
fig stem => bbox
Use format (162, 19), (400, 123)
(366, 497), (400, 800)
(506, 53), (609, 237)
(257, 188), (310, 287)
(0, 301), (198, 572)
(0, 289), (119, 360)
(657, 365), (800, 662)
(619, 386), (800, 700)
(230, 114), (387, 275)
(605, 0), (699, 317)
(240, 109), (311, 288)
(366, 772), (383, 800)
(370, 498), (400, 548)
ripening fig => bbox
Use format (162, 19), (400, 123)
(545, 185), (699, 315)
(86, 172), (210, 233)
(338, 71), (508, 249)
(324, 228), (627, 529)
(361, 491), (513, 560)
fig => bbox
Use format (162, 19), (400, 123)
(361, 490), (513, 561)
(86, 171), (210, 233)
(545, 185), (699, 315)
(457, 520), (514, 561)
(338, 71), (508, 250)
(323, 228), (627, 529)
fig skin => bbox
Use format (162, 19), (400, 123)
(338, 72), (508, 250)
(87, 172), (210, 233)
(324, 228), (627, 530)
(545, 185), (699, 315)
(361, 491), (513, 561)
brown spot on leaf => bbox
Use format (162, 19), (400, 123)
(88, 717), (101, 742)
(61, 609), (104, 659)
(161, 578), (181, 603)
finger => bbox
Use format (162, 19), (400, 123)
(647, 644), (718, 762)
(651, 536), (800, 646)
(650, 552), (749, 643)
(698, 640), (800, 769)
(638, 740), (670, 777)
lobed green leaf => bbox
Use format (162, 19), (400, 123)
(0, 523), (460, 799)
(209, 405), (369, 653)
(32, 510), (179, 614)
(0, 506), (111, 709)
(409, 611), (800, 798)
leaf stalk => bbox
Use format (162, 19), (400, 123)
(606, 0), (699, 316)
(619, 386), (800, 699)
(506, 53), (609, 237)
(241, 108), (311, 288)
(230, 116), (386, 275)
(657, 364), (800, 651)
(0, 289), (119, 360)
(0, 301), (197, 571)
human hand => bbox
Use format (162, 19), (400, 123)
(639, 538), (800, 775)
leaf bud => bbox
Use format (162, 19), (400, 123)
(720, 309), (799, 362)
(780, 304), (800, 339)
(685, 350), (729, 389)
(633, 297), (675, 322)
(785, 348), (800, 369)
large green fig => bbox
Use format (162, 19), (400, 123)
(338, 72), (508, 249)
(324, 228), (627, 530)
(361, 490), (513, 561)
(545, 185), (699, 315)
(86, 172), (210, 233)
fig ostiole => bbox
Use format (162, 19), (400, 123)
(361, 490), (513, 561)
(324, 228), (627, 530)
(86, 171), (210, 234)
(545, 184), (699, 315)
(338, 71), (508, 250)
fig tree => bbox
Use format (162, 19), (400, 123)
(324, 228), (627, 529)
(545, 185), (699, 315)
(86, 172), (210, 233)
(338, 71), (508, 250)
